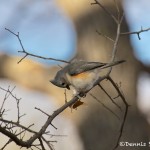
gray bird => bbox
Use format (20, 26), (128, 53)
(50, 59), (125, 96)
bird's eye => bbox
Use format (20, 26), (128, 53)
(61, 83), (65, 86)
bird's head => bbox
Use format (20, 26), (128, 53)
(50, 70), (70, 90)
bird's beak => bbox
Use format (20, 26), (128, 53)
(66, 85), (70, 90)
(50, 80), (56, 85)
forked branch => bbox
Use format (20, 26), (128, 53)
(107, 76), (129, 150)
(91, 0), (118, 23)
(5, 28), (69, 64)
(121, 27), (150, 40)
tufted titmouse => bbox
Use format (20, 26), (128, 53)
(50, 60), (125, 96)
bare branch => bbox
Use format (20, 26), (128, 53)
(111, 13), (124, 62)
(89, 93), (120, 120)
(96, 30), (115, 43)
(38, 138), (46, 150)
(113, 0), (121, 21)
(114, 0), (119, 14)
(16, 97), (21, 123)
(50, 123), (57, 130)
(0, 139), (12, 150)
(98, 84), (121, 111)
(41, 137), (54, 150)
(5, 28), (25, 52)
(5, 28), (69, 64)
(91, 0), (118, 23)
(35, 107), (50, 117)
(120, 27), (150, 40)
(0, 85), (81, 149)
(18, 51), (69, 64)
(64, 89), (67, 104)
(0, 86), (21, 102)
(0, 119), (35, 134)
(17, 54), (28, 64)
(107, 76), (129, 150)
(0, 86), (16, 113)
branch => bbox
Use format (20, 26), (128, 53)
(38, 138), (46, 150)
(91, 0), (118, 23)
(0, 86), (16, 113)
(0, 86), (21, 102)
(35, 107), (50, 117)
(98, 84), (121, 111)
(41, 137), (54, 150)
(0, 96), (79, 149)
(18, 51), (69, 64)
(5, 28), (69, 64)
(64, 89), (68, 104)
(89, 93), (120, 120)
(0, 119), (36, 134)
(114, 0), (121, 21)
(120, 27), (150, 40)
(96, 30), (115, 43)
(111, 13), (124, 62)
(27, 96), (80, 145)
(107, 76), (129, 150)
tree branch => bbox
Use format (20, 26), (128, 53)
(98, 83), (122, 111)
(5, 28), (69, 64)
(120, 27), (150, 40)
(111, 13), (124, 62)
(96, 30), (115, 43)
(89, 93), (120, 120)
(91, 0), (118, 23)
(107, 76), (129, 150)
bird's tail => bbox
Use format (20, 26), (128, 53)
(101, 60), (126, 69)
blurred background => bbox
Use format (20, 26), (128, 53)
(0, 0), (150, 150)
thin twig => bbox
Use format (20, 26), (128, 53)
(34, 107), (58, 130)
(39, 138), (46, 150)
(5, 28), (69, 64)
(89, 93), (120, 120)
(26, 96), (80, 145)
(111, 13), (124, 62)
(0, 119), (36, 134)
(114, 0), (120, 21)
(35, 107), (50, 117)
(107, 76), (129, 150)
(17, 54), (28, 64)
(0, 86), (21, 101)
(98, 84), (122, 111)
(50, 123), (57, 130)
(0, 86), (16, 113)
(0, 139), (12, 150)
(64, 89), (67, 103)
(96, 30), (115, 43)
(41, 137), (54, 150)
(16, 98), (21, 123)
(5, 28), (25, 52)
(120, 27), (150, 40)
(18, 51), (69, 64)
(91, 0), (118, 23)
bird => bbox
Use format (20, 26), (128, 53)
(50, 59), (125, 97)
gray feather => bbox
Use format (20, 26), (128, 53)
(68, 60), (106, 75)
(67, 60), (125, 76)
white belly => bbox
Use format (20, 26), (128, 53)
(66, 71), (99, 93)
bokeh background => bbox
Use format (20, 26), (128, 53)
(0, 0), (150, 150)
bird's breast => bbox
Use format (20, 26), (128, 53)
(66, 71), (98, 92)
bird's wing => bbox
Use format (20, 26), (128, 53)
(68, 61), (106, 76)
